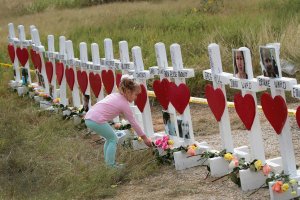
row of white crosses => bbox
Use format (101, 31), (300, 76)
(203, 43), (300, 198)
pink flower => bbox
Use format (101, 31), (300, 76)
(262, 164), (271, 176)
(229, 158), (239, 170)
(162, 143), (169, 150)
(272, 181), (283, 193)
(162, 135), (169, 142)
(155, 139), (162, 147)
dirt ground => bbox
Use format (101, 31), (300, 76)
(106, 101), (300, 200)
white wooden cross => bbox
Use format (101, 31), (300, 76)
(203, 43), (234, 152)
(116, 41), (134, 75)
(101, 38), (118, 94)
(131, 46), (155, 137)
(257, 43), (298, 178)
(65, 40), (81, 108)
(57, 36), (68, 106)
(45, 35), (57, 98)
(18, 25), (32, 85)
(91, 43), (104, 101)
(149, 42), (185, 144)
(228, 47), (266, 162)
(167, 43), (195, 144)
(31, 28), (49, 93)
(79, 42), (91, 110)
(7, 23), (21, 83)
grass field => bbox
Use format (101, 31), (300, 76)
(0, 0), (300, 199)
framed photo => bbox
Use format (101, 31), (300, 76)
(232, 49), (248, 79)
(21, 68), (29, 85)
(177, 116), (190, 139)
(162, 110), (177, 136)
(259, 46), (280, 78)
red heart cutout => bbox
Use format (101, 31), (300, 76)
(205, 84), (226, 122)
(261, 93), (287, 135)
(169, 82), (190, 114)
(45, 61), (53, 83)
(55, 62), (64, 85)
(16, 47), (29, 67)
(234, 93), (256, 130)
(101, 70), (114, 94)
(296, 107), (300, 129)
(77, 70), (88, 94)
(35, 52), (42, 73)
(135, 84), (148, 112)
(116, 73), (122, 89)
(30, 49), (38, 69)
(89, 72), (102, 97)
(7, 44), (15, 63)
(65, 67), (75, 91)
(153, 78), (170, 110)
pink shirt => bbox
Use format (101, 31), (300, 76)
(85, 93), (145, 137)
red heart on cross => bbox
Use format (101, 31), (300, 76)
(65, 67), (75, 91)
(205, 84), (226, 122)
(35, 52), (42, 73)
(55, 62), (64, 85)
(89, 72), (102, 97)
(169, 82), (190, 114)
(153, 78), (170, 110)
(16, 47), (29, 67)
(116, 73), (122, 89)
(7, 44), (15, 63)
(101, 70), (114, 94)
(77, 70), (88, 94)
(234, 93), (256, 130)
(296, 106), (300, 129)
(30, 49), (38, 69)
(45, 61), (53, 83)
(261, 93), (287, 135)
(135, 84), (148, 113)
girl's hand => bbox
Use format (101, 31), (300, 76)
(141, 135), (152, 147)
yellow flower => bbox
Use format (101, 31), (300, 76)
(291, 191), (297, 195)
(167, 140), (174, 145)
(254, 160), (263, 170)
(281, 183), (289, 192)
(289, 179), (297, 185)
(224, 153), (233, 161)
(138, 137), (142, 142)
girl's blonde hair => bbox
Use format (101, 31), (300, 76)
(119, 77), (141, 94)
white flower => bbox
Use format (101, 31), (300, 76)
(210, 150), (220, 154)
(121, 119), (129, 126)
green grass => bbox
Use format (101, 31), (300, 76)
(0, 67), (160, 199)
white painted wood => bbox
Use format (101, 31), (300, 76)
(65, 40), (81, 108)
(31, 28), (49, 93)
(103, 38), (117, 93)
(57, 36), (68, 106)
(258, 44), (298, 178)
(8, 23), (21, 82)
(91, 43), (104, 101)
(132, 46), (154, 137)
(170, 43), (195, 144)
(46, 35), (57, 98)
(207, 43), (234, 152)
(230, 47), (266, 163)
(18, 25), (32, 84)
(79, 42), (91, 109)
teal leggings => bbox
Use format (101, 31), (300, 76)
(85, 119), (117, 166)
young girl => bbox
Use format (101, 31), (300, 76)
(85, 76), (152, 167)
